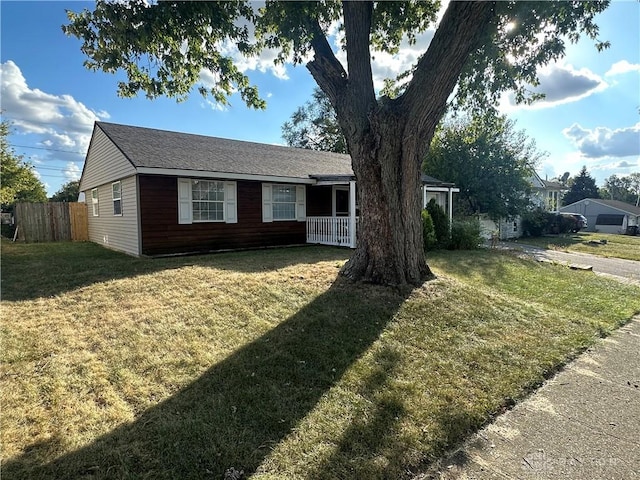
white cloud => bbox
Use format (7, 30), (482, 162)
(563, 123), (640, 158)
(63, 162), (82, 182)
(500, 62), (607, 111)
(605, 60), (640, 77)
(332, 27), (436, 92)
(216, 39), (290, 81)
(0, 60), (107, 157)
(592, 160), (639, 170)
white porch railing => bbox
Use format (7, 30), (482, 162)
(306, 216), (357, 247)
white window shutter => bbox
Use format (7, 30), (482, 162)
(225, 182), (237, 224)
(177, 178), (192, 224)
(262, 183), (273, 222)
(296, 185), (306, 222)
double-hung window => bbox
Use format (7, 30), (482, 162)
(91, 188), (99, 216)
(262, 183), (305, 222)
(272, 185), (297, 220)
(192, 180), (225, 222)
(177, 178), (237, 224)
(112, 181), (122, 215)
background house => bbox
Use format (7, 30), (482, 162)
(560, 198), (640, 234)
(530, 174), (567, 212)
(479, 171), (567, 240)
(80, 122), (458, 256)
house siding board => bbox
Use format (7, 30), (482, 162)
(81, 126), (136, 191)
(138, 175), (306, 255)
(85, 175), (140, 255)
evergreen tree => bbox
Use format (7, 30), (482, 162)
(562, 166), (600, 206)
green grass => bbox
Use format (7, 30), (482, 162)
(512, 232), (640, 261)
(2, 242), (639, 479)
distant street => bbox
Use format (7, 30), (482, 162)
(502, 242), (640, 285)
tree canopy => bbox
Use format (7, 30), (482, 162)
(50, 180), (80, 202)
(64, 0), (611, 287)
(424, 112), (542, 221)
(562, 166), (600, 206)
(600, 173), (640, 206)
(1, 120), (48, 209)
(282, 87), (347, 154)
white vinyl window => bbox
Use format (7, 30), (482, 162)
(112, 181), (122, 216)
(262, 183), (305, 222)
(177, 178), (237, 225)
(192, 179), (224, 222)
(91, 188), (99, 216)
(272, 185), (297, 220)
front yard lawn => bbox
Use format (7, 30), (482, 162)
(2, 242), (639, 479)
(512, 232), (640, 261)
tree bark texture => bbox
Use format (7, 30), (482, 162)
(308, 1), (496, 287)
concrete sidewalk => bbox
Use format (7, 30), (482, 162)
(421, 315), (640, 479)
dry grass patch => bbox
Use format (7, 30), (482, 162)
(2, 242), (639, 479)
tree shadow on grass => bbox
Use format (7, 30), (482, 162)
(0, 242), (349, 301)
(3, 277), (411, 479)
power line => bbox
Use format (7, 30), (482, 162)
(33, 165), (82, 172)
(9, 143), (87, 155)
(37, 173), (80, 179)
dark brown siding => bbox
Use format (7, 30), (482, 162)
(307, 185), (333, 216)
(139, 175), (316, 255)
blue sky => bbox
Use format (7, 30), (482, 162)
(1, 1), (638, 197)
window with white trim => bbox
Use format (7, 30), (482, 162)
(272, 185), (297, 220)
(112, 181), (122, 215)
(192, 179), (225, 222)
(262, 183), (305, 222)
(177, 178), (237, 225)
(91, 188), (99, 216)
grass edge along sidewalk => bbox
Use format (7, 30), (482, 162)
(2, 242), (639, 479)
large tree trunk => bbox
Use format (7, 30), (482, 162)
(340, 111), (431, 286)
(307, 1), (496, 287)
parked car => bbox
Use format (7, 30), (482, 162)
(553, 212), (587, 233)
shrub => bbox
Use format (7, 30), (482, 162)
(421, 209), (438, 251)
(521, 208), (552, 237)
(449, 218), (482, 250)
(426, 199), (450, 248)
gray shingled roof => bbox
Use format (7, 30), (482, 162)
(97, 122), (353, 180)
(589, 198), (640, 215)
(96, 122), (455, 186)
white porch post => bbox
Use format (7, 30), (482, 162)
(349, 180), (356, 248)
(448, 188), (453, 230)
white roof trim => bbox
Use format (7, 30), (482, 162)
(136, 167), (316, 185)
(426, 186), (460, 193)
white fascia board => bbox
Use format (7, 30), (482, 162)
(136, 167), (316, 185)
(314, 180), (351, 186)
(426, 186), (460, 193)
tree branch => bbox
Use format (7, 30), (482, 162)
(401, 1), (496, 147)
(306, 18), (348, 107)
(343, 1), (375, 106)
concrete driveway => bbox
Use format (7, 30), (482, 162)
(501, 242), (640, 285)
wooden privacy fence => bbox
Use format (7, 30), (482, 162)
(15, 202), (88, 242)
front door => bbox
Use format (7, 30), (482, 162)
(334, 186), (349, 216)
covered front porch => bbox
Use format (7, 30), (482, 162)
(305, 175), (459, 248)
(306, 177), (358, 248)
